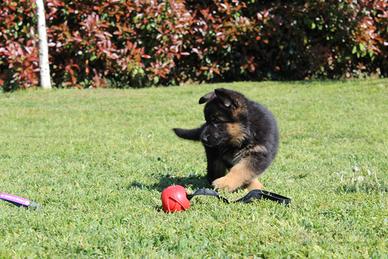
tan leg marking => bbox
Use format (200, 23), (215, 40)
(246, 179), (264, 191)
(212, 159), (256, 192)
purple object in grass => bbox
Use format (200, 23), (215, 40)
(0, 192), (40, 209)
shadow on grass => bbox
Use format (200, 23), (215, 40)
(128, 174), (210, 192)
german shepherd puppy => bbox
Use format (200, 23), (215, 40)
(173, 88), (279, 192)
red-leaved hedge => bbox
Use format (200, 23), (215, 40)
(0, 0), (387, 90)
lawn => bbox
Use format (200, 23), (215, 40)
(0, 79), (387, 258)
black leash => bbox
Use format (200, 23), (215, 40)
(187, 188), (291, 206)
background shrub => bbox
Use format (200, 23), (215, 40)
(0, 0), (386, 89)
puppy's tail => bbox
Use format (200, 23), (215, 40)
(173, 126), (203, 141)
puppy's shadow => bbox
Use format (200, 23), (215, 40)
(129, 174), (209, 192)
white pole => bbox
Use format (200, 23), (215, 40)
(36, 0), (52, 89)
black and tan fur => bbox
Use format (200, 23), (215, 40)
(173, 88), (279, 192)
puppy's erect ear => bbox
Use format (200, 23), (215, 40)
(214, 88), (235, 108)
(199, 91), (215, 104)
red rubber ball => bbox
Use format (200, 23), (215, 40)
(161, 185), (190, 213)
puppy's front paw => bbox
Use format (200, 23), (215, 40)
(212, 177), (240, 192)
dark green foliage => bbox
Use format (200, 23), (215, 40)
(0, 0), (387, 89)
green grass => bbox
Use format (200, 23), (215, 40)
(0, 79), (387, 258)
